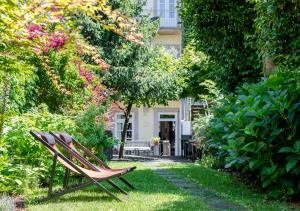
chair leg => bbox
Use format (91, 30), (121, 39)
(119, 177), (135, 189)
(107, 179), (128, 195)
(38, 180), (94, 202)
(39, 178), (123, 203)
(93, 180), (122, 202)
(48, 154), (57, 198)
(63, 168), (70, 188)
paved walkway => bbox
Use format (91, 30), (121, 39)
(143, 159), (245, 211)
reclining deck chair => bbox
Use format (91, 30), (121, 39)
(30, 131), (128, 202)
(50, 131), (136, 190)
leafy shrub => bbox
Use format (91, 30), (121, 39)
(193, 114), (211, 147)
(206, 72), (300, 199)
(75, 105), (114, 161)
(1, 104), (76, 194)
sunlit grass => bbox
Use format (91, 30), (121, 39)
(163, 162), (300, 211)
(27, 162), (209, 211)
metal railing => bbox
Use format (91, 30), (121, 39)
(142, 9), (180, 28)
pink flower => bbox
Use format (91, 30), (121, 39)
(44, 47), (49, 53)
(51, 7), (60, 12)
(47, 32), (68, 49)
(27, 24), (43, 40)
(79, 67), (94, 83)
(85, 72), (94, 82)
(54, 15), (64, 20)
(28, 24), (42, 32)
(79, 68), (86, 76)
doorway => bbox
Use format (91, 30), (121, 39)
(158, 113), (177, 156)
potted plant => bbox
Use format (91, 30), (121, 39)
(152, 137), (160, 156)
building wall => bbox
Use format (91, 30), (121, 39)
(153, 34), (181, 45)
(135, 100), (181, 141)
(137, 107), (154, 140)
(143, 0), (182, 57)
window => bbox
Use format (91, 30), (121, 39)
(159, 0), (165, 18)
(160, 114), (176, 119)
(115, 113), (134, 141)
(169, 0), (175, 18)
(159, 113), (177, 121)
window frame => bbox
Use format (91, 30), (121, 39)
(159, 0), (166, 18)
(169, 0), (175, 18)
(114, 112), (134, 142)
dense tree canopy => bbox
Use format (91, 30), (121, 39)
(180, 0), (262, 92)
(253, 1), (300, 70)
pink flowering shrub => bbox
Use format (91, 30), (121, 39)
(27, 24), (44, 40)
(79, 67), (94, 83)
(27, 24), (68, 53)
(48, 32), (68, 49)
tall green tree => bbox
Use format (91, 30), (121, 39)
(180, 0), (262, 92)
(253, 1), (300, 74)
(80, 0), (180, 158)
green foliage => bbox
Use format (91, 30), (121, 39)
(180, 0), (262, 92)
(1, 104), (76, 194)
(198, 155), (217, 169)
(178, 46), (218, 98)
(75, 105), (114, 160)
(206, 72), (300, 199)
(193, 114), (212, 148)
(253, 1), (300, 69)
(27, 50), (90, 113)
(80, 0), (180, 108)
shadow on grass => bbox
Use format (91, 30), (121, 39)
(159, 164), (298, 210)
(27, 167), (192, 206)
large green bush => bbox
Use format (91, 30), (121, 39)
(206, 72), (300, 199)
(1, 104), (76, 194)
(75, 105), (114, 160)
(0, 104), (113, 194)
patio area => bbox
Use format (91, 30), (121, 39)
(115, 139), (201, 161)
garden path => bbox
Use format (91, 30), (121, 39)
(143, 159), (245, 211)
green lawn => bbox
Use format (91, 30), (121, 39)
(27, 162), (209, 211)
(26, 161), (300, 211)
(163, 162), (300, 211)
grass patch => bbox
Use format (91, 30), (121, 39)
(162, 162), (300, 211)
(26, 162), (209, 211)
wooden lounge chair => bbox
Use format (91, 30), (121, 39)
(30, 131), (128, 202)
(50, 131), (136, 190)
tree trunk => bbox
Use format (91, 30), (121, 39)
(118, 102), (133, 159)
(0, 73), (10, 139)
(263, 56), (276, 76)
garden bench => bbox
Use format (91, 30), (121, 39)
(124, 140), (151, 156)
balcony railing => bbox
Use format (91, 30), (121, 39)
(142, 9), (180, 29)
